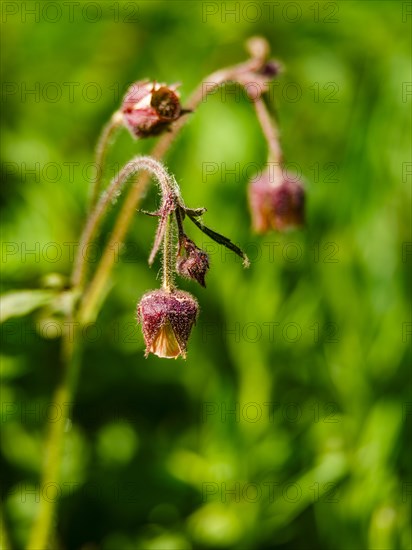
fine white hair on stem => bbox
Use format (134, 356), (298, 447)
(72, 156), (177, 288)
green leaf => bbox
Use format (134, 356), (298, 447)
(0, 290), (56, 324)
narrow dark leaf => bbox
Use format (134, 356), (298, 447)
(187, 213), (250, 268)
(184, 207), (207, 217)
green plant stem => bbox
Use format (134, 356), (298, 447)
(88, 112), (122, 210)
(0, 508), (11, 550)
(162, 214), (175, 292)
(26, 323), (82, 550)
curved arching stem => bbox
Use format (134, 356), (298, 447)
(253, 96), (283, 165)
(88, 111), (123, 211)
(71, 156), (180, 292)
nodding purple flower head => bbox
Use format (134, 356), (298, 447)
(248, 167), (305, 233)
(137, 289), (199, 359)
(176, 236), (210, 288)
(121, 80), (187, 138)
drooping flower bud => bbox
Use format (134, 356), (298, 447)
(248, 167), (305, 233)
(121, 80), (186, 138)
(137, 289), (198, 359)
(176, 237), (209, 288)
(236, 61), (282, 101)
(235, 37), (282, 101)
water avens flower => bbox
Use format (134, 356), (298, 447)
(248, 167), (305, 233)
(121, 80), (188, 138)
(137, 289), (198, 359)
(130, 159), (248, 358)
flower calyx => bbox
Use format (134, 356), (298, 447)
(121, 80), (191, 138)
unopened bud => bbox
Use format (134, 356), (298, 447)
(177, 237), (210, 288)
(248, 168), (305, 232)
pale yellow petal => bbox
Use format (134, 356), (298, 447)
(149, 323), (182, 359)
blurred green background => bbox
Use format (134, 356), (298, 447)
(1, 1), (411, 549)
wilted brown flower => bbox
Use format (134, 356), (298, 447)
(248, 167), (305, 233)
(176, 236), (210, 287)
(137, 289), (199, 359)
(121, 80), (186, 138)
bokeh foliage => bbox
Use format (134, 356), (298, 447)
(1, 1), (411, 549)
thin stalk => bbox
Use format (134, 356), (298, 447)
(72, 156), (174, 291)
(26, 322), (82, 550)
(0, 509), (11, 550)
(162, 214), (175, 292)
(175, 207), (185, 241)
(89, 112), (123, 210)
(253, 96), (283, 165)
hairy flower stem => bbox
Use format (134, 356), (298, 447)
(72, 156), (176, 293)
(88, 112), (123, 210)
(175, 207), (185, 241)
(253, 96), (283, 166)
(162, 214), (175, 292)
